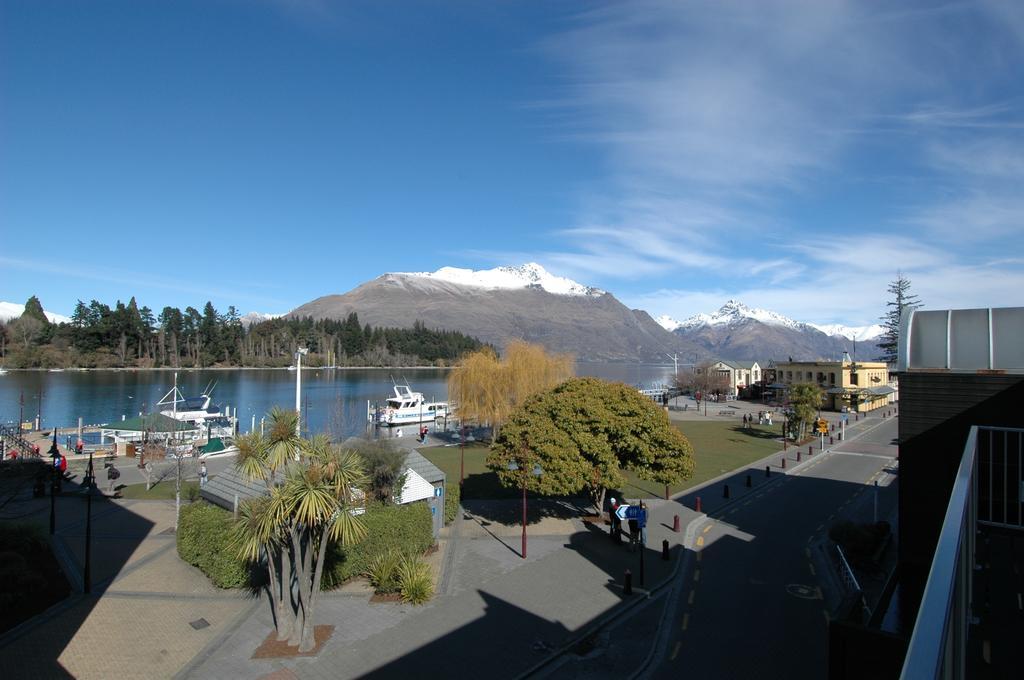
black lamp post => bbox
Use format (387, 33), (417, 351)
(508, 459), (542, 559)
(84, 449), (94, 593)
(48, 427), (59, 535)
(460, 425), (466, 486)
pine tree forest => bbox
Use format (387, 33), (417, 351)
(0, 296), (488, 369)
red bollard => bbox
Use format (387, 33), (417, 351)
(781, 457), (786, 469)
(673, 514), (681, 532)
(665, 484), (670, 500)
(695, 496), (702, 513)
(808, 445), (813, 457)
(855, 413), (859, 421)
(797, 450), (801, 462)
(831, 423), (835, 432)
(830, 436), (834, 445)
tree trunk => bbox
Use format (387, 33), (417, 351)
(287, 526), (306, 647)
(272, 546), (295, 641)
(593, 486), (607, 515)
(300, 528), (332, 652)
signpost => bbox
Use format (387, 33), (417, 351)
(616, 504), (648, 586)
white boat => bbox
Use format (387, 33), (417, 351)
(368, 384), (450, 427)
(156, 376), (237, 438)
(0, 368), (7, 376)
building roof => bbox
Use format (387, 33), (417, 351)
(899, 306), (1024, 374)
(714, 360), (759, 370)
(404, 449), (445, 485)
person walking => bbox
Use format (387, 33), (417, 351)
(199, 461), (209, 488)
(106, 462), (120, 496)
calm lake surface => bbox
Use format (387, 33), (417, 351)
(0, 364), (677, 440)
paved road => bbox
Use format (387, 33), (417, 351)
(645, 417), (900, 679)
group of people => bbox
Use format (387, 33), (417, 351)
(741, 411), (774, 429)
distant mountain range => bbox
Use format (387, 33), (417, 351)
(657, 300), (884, 362)
(289, 264), (701, 362)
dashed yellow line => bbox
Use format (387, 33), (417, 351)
(671, 641), (681, 661)
(693, 569), (701, 583)
(816, 524), (824, 532)
(703, 525), (712, 534)
(696, 536), (704, 548)
(682, 613), (690, 631)
(688, 589), (695, 605)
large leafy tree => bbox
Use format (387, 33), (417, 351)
(878, 273), (922, 364)
(487, 377), (695, 513)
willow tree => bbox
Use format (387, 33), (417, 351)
(448, 340), (573, 440)
(488, 377), (695, 513)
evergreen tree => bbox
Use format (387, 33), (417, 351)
(878, 273), (922, 364)
(21, 296), (49, 324)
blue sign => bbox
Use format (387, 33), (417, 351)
(615, 504), (647, 527)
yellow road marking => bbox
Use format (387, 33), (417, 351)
(696, 536), (704, 548)
(688, 590), (695, 605)
(827, 514), (834, 522)
(693, 569), (701, 582)
(682, 613), (690, 631)
(816, 524), (824, 532)
(809, 563), (816, 577)
(703, 525), (712, 534)
(671, 641), (681, 661)
(743, 500), (751, 506)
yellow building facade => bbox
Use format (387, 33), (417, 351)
(774, 357), (892, 413)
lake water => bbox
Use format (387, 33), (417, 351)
(0, 364), (677, 440)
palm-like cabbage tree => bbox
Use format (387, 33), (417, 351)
(233, 414), (367, 652)
(283, 434), (367, 650)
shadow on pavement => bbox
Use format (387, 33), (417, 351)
(0, 467), (155, 678)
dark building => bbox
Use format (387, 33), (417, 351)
(829, 306), (1024, 679)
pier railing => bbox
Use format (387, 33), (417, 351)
(0, 424), (36, 458)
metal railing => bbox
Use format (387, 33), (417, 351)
(899, 426), (1024, 680)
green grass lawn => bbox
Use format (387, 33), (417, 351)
(118, 480), (201, 500)
(420, 420), (784, 501)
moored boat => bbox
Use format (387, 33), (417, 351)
(367, 384), (450, 427)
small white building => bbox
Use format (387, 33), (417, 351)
(703, 360), (762, 396)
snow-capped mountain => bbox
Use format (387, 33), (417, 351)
(398, 263), (605, 297)
(239, 311), (281, 327)
(655, 315), (682, 332)
(678, 300), (809, 331)
(665, 300), (883, 361)
(809, 323), (885, 342)
(0, 301), (71, 324)
(289, 264), (697, 362)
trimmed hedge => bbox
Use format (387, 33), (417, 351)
(323, 501), (434, 590)
(444, 482), (460, 525)
(176, 502), (250, 588)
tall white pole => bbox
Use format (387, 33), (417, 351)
(295, 351), (302, 438)
(173, 371), (178, 422)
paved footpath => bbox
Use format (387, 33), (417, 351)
(0, 495), (252, 680)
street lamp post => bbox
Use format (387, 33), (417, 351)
(508, 459), (542, 559)
(459, 424), (466, 486)
(84, 449), (94, 593)
(294, 347), (308, 439)
(48, 428), (59, 535)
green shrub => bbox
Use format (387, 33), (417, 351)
(323, 501), (434, 589)
(444, 482), (460, 525)
(397, 553), (433, 605)
(176, 502), (250, 588)
(363, 549), (402, 594)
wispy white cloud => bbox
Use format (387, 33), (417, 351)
(503, 0), (1024, 325)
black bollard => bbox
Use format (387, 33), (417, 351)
(723, 484), (730, 499)
(745, 474), (752, 488)
(765, 465), (771, 477)
(662, 539), (670, 561)
(624, 569), (633, 595)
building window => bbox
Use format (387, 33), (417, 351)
(851, 372), (859, 385)
(830, 372), (836, 385)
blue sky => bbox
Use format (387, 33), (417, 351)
(2, 0), (1023, 327)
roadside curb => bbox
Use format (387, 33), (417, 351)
(516, 513), (702, 679)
